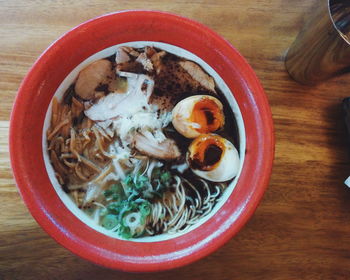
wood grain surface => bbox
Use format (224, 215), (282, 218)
(2, 0), (350, 279)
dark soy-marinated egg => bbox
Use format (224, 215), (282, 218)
(187, 134), (239, 182)
(172, 95), (225, 138)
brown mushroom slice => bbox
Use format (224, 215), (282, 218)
(75, 59), (114, 100)
(179, 61), (216, 93)
(134, 132), (181, 160)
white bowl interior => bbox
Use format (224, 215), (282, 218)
(42, 41), (246, 242)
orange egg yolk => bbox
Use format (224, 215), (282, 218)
(189, 134), (225, 171)
(190, 97), (224, 134)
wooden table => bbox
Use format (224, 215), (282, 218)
(2, 0), (350, 279)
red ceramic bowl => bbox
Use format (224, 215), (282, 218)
(9, 10), (274, 272)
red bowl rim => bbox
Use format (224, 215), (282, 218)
(9, 10), (274, 272)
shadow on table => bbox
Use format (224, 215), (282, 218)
(323, 101), (350, 208)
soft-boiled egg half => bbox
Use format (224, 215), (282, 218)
(172, 95), (225, 138)
(187, 134), (239, 182)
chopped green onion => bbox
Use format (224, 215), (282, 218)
(99, 207), (108, 216)
(112, 194), (121, 201)
(100, 170), (175, 238)
(104, 189), (114, 197)
(139, 201), (151, 216)
(161, 171), (171, 184)
(102, 214), (118, 230)
(119, 225), (132, 239)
